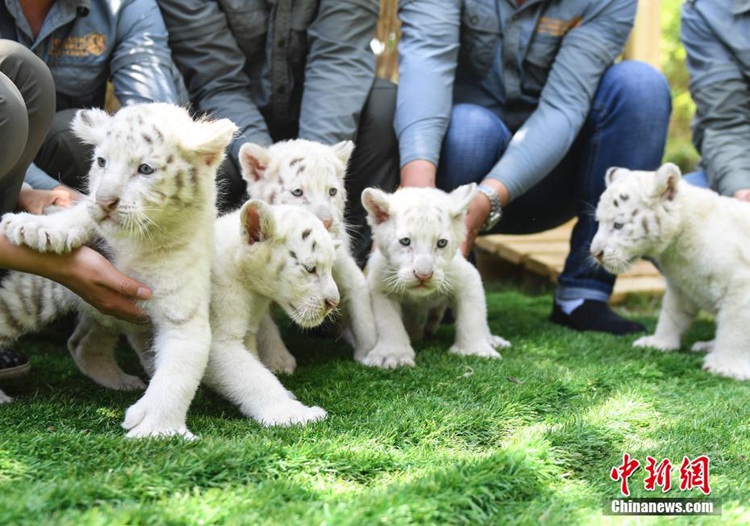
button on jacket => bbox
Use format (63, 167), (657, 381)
(396, 0), (636, 200)
(682, 0), (750, 196)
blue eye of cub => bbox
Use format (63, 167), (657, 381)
(436, 239), (448, 248)
(399, 237), (411, 246)
(291, 188), (303, 197)
(138, 164), (155, 175)
(97, 157), (106, 167)
(613, 222), (624, 230)
(329, 188), (338, 197)
(305, 264), (316, 274)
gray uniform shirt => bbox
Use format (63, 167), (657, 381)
(1, 0), (185, 189)
(682, 0), (750, 196)
(396, 0), (635, 201)
(157, 0), (379, 164)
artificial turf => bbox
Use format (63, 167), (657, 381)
(0, 278), (747, 525)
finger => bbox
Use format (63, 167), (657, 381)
(101, 298), (150, 324)
(114, 275), (152, 300)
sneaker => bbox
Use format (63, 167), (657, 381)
(0, 350), (30, 380)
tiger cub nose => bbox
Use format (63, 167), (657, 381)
(97, 197), (120, 212)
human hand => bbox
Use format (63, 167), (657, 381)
(733, 189), (750, 202)
(460, 179), (510, 257)
(17, 185), (81, 214)
(461, 192), (491, 257)
(53, 246), (152, 323)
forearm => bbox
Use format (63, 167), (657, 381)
(485, 104), (574, 201)
(0, 231), (71, 279)
(0, 232), (150, 321)
(158, 0), (271, 148)
(395, 0), (461, 168)
(681, 3), (750, 196)
(111, 0), (183, 105)
(299, 0), (378, 143)
(692, 82), (750, 196)
(485, 1), (633, 202)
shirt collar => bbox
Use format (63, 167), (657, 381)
(47, 0), (90, 17)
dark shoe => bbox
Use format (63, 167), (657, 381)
(0, 350), (30, 380)
(550, 300), (646, 335)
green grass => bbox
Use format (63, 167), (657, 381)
(1, 280), (748, 525)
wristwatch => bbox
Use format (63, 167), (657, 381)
(476, 184), (503, 232)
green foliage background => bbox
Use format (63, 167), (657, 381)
(662, 0), (699, 172)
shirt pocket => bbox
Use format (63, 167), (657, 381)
(459, 4), (501, 79)
(47, 55), (109, 105)
(521, 35), (561, 98)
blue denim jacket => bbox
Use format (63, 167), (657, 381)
(682, 0), (750, 196)
(1, 0), (185, 189)
(157, 0), (379, 164)
(396, 0), (635, 201)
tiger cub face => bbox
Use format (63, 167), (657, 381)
(232, 199), (341, 328)
(591, 163), (683, 274)
(362, 184), (476, 297)
(238, 139), (354, 242)
(72, 103), (236, 239)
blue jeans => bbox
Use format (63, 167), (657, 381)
(683, 170), (709, 188)
(436, 61), (672, 302)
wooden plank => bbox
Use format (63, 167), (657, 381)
(524, 253), (564, 280)
(624, 0), (662, 70)
(476, 219), (666, 303)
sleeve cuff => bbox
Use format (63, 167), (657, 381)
(24, 164), (60, 190)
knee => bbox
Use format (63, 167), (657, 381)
(0, 78), (28, 178)
(445, 104), (511, 151)
(603, 61), (672, 118)
(0, 41), (55, 118)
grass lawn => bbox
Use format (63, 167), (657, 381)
(1, 276), (748, 525)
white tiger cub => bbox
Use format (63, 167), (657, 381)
(204, 199), (340, 425)
(239, 139), (377, 371)
(62, 200), (339, 427)
(361, 184), (511, 369)
(591, 163), (750, 380)
(0, 103), (237, 438)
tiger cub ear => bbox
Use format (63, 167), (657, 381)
(72, 108), (111, 145)
(604, 167), (627, 187)
(650, 163), (682, 201)
(184, 117), (237, 168)
(449, 183), (477, 219)
(331, 140), (355, 167)
(239, 143), (272, 182)
(240, 199), (277, 245)
(361, 187), (391, 225)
